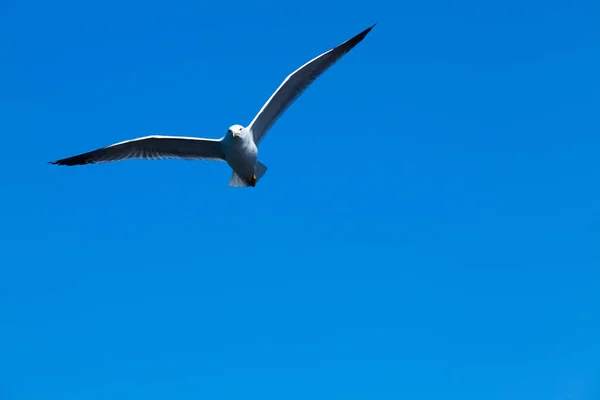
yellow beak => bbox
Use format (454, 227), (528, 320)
(232, 131), (238, 137)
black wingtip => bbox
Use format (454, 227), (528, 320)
(48, 158), (83, 166)
(362, 23), (376, 36)
(357, 23), (376, 39)
(339, 23), (376, 53)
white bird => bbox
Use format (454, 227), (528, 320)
(50, 24), (376, 187)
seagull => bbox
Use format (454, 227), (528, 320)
(50, 24), (375, 187)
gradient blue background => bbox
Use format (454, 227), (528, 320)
(1, 0), (599, 398)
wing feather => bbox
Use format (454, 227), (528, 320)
(248, 24), (375, 144)
(49, 135), (226, 166)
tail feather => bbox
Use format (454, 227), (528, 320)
(228, 161), (268, 188)
(228, 172), (249, 187)
(255, 161), (268, 181)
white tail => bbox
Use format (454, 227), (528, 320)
(228, 161), (268, 188)
(228, 172), (249, 187)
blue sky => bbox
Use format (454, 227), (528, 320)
(1, 0), (599, 398)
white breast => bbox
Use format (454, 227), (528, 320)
(224, 137), (258, 177)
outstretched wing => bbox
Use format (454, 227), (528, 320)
(247, 24), (375, 145)
(49, 135), (226, 166)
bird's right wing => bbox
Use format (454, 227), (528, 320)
(247, 24), (375, 145)
(49, 135), (226, 166)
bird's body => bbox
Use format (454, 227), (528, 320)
(222, 125), (259, 187)
(50, 24), (375, 187)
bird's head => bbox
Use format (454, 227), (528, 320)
(227, 125), (246, 139)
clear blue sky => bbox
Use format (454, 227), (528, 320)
(1, 0), (599, 398)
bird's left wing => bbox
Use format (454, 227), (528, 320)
(247, 24), (375, 145)
(49, 135), (226, 166)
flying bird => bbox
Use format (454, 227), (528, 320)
(50, 24), (376, 187)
